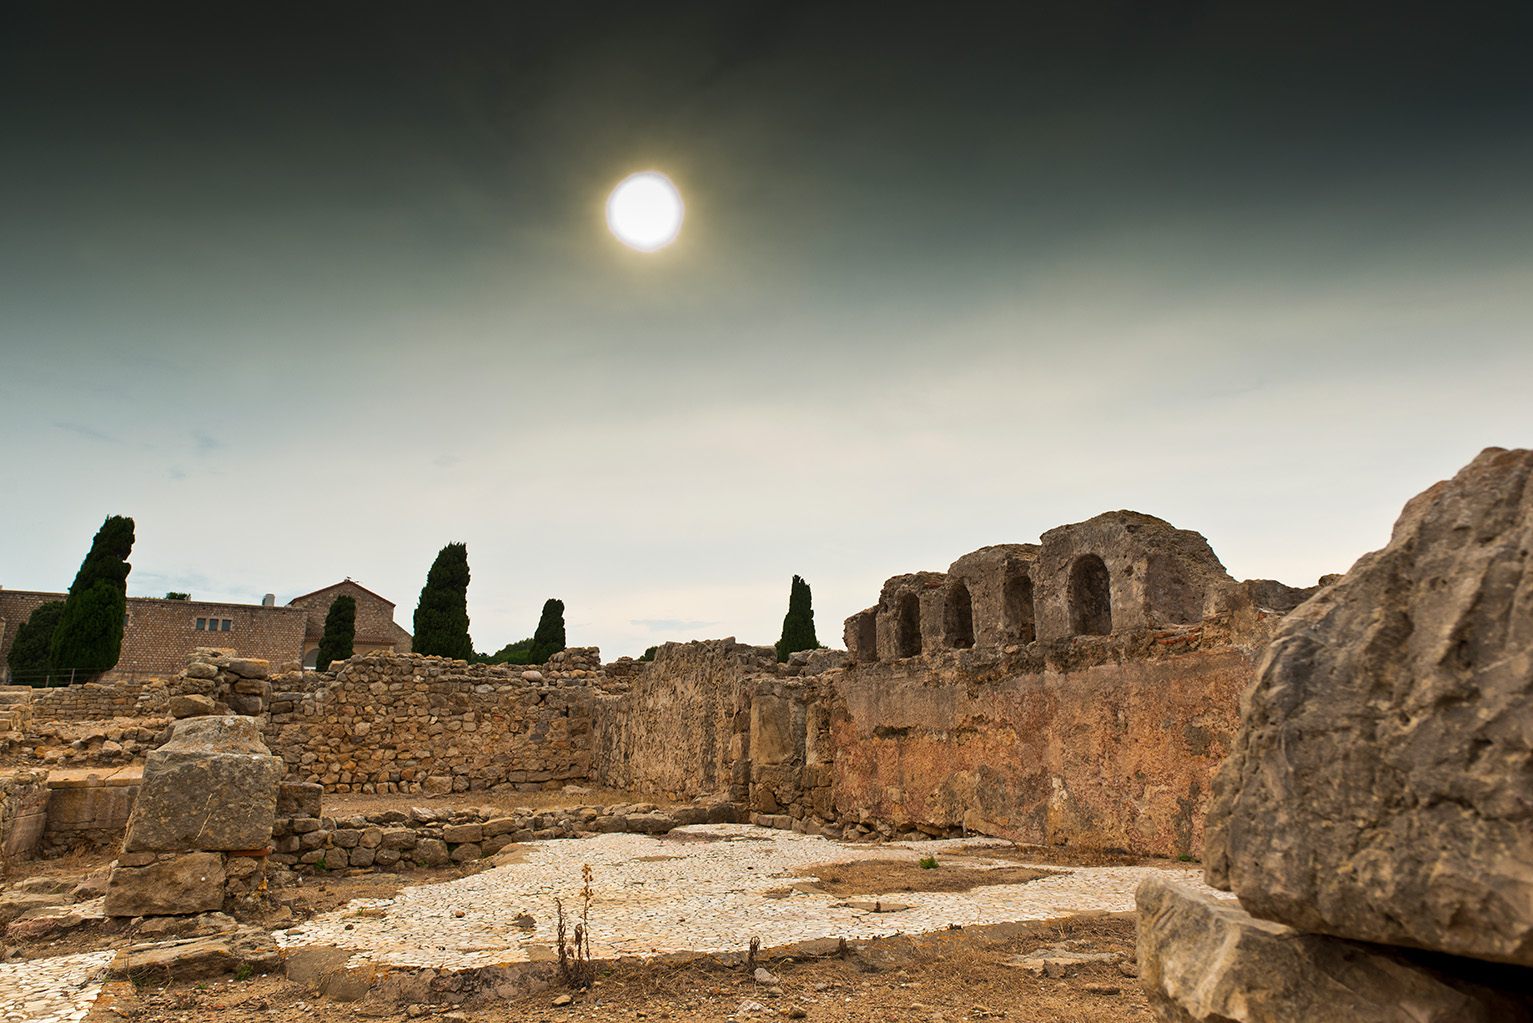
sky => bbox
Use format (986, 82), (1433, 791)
(3, 3), (1531, 659)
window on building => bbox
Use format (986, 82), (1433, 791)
(196, 618), (207, 630)
(221, 619), (231, 632)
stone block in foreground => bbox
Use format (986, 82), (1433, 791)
(124, 715), (282, 853)
(1204, 447), (1533, 965)
(1136, 878), (1533, 1023)
(104, 852), (225, 917)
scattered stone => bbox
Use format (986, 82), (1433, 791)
(109, 925), (279, 981)
(754, 967), (778, 984)
(552, 993), (573, 1006)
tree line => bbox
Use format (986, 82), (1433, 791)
(7, 525), (822, 686)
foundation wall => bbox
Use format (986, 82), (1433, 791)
(0, 768), (50, 860)
(42, 777), (139, 855)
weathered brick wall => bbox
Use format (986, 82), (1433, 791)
(116, 598), (307, 676)
(262, 650), (604, 794)
(0, 590), (61, 669)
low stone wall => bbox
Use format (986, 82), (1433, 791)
(271, 796), (739, 872)
(262, 651), (604, 794)
(29, 680), (171, 722)
(41, 775), (138, 856)
(1, 768), (49, 860)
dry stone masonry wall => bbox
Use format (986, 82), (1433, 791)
(262, 649), (606, 795)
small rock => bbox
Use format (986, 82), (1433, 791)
(754, 967), (778, 984)
(1043, 961), (1069, 978)
(553, 993), (573, 1007)
(786, 1009), (808, 1020)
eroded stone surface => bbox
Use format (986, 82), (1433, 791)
(1205, 447), (1533, 965)
(123, 715), (281, 853)
(103, 852), (224, 916)
(1136, 877), (1533, 1023)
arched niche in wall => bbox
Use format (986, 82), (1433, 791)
(1068, 554), (1113, 636)
(945, 582), (975, 649)
(1004, 570), (1036, 644)
(895, 591), (923, 658)
(854, 611), (879, 662)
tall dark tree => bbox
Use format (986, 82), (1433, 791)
(412, 542), (473, 660)
(49, 515), (135, 677)
(775, 574), (819, 662)
(528, 598), (567, 664)
(7, 601), (65, 686)
(315, 595), (357, 672)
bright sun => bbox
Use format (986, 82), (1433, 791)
(606, 171), (684, 251)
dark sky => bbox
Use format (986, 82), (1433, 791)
(4, 3), (1531, 655)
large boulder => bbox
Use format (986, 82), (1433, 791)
(123, 716), (282, 853)
(1136, 878), (1533, 1022)
(1205, 447), (1533, 965)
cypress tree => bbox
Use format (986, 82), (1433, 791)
(50, 515), (135, 677)
(412, 542), (473, 660)
(316, 595), (357, 672)
(7, 601), (65, 686)
(775, 574), (819, 662)
(528, 598), (567, 664)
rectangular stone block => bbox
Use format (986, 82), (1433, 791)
(1136, 877), (1531, 1023)
(277, 782), (323, 817)
(104, 852), (224, 917)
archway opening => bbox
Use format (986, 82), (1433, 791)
(945, 582), (975, 649)
(1004, 571), (1036, 644)
(1069, 555), (1113, 636)
(895, 592), (922, 658)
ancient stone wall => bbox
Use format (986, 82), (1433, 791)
(41, 775), (138, 856)
(828, 639), (1256, 856)
(591, 639), (776, 800)
(262, 649), (605, 794)
(29, 679), (171, 722)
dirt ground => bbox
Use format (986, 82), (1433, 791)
(4, 799), (1169, 1023)
(82, 914), (1152, 1023)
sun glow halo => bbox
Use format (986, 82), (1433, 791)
(606, 172), (684, 251)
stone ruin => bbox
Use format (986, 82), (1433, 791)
(2, 450), (1530, 1015)
(842, 510), (1314, 663)
(1137, 446), (1533, 1019)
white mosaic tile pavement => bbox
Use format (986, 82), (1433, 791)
(274, 824), (1230, 972)
(0, 949), (115, 1023)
